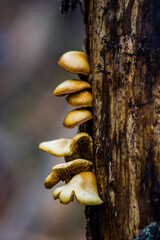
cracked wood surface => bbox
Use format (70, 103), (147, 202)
(85, 0), (160, 239)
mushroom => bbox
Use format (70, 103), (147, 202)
(39, 138), (71, 157)
(63, 109), (93, 128)
(58, 51), (90, 76)
(53, 171), (103, 205)
(39, 132), (93, 161)
(66, 90), (92, 107)
(69, 132), (93, 161)
(44, 159), (93, 189)
(53, 79), (91, 96)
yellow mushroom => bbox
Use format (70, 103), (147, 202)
(58, 51), (90, 76)
(66, 90), (92, 107)
(39, 132), (93, 161)
(63, 108), (93, 128)
(53, 171), (103, 205)
(69, 132), (93, 161)
(39, 138), (71, 157)
(53, 79), (91, 96)
(44, 159), (93, 189)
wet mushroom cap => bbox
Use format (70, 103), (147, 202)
(66, 90), (92, 107)
(58, 51), (90, 76)
(53, 171), (103, 205)
(39, 138), (71, 157)
(44, 159), (93, 189)
(53, 79), (91, 96)
(63, 109), (93, 129)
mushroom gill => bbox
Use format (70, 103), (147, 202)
(44, 159), (93, 189)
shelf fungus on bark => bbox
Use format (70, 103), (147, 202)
(63, 108), (93, 128)
(39, 132), (93, 161)
(39, 138), (71, 157)
(44, 159), (93, 189)
(66, 132), (93, 161)
(53, 79), (91, 96)
(66, 90), (92, 107)
(53, 171), (103, 205)
(58, 51), (90, 76)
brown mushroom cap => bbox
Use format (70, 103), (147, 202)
(66, 90), (92, 107)
(44, 159), (93, 189)
(53, 79), (91, 96)
(58, 51), (90, 76)
(63, 109), (93, 129)
(53, 171), (103, 205)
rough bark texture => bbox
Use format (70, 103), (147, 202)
(84, 0), (160, 239)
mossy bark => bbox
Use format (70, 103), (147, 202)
(83, 0), (160, 239)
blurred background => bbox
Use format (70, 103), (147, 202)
(0, 1), (86, 239)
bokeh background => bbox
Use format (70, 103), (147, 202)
(0, 1), (86, 239)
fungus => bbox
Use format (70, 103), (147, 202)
(53, 79), (91, 96)
(39, 132), (93, 161)
(44, 159), (93, 189)
(69, 132), (93, 161)
(39, 138), (71, 157)
(66, 90), (92, 107)
(63, 109), (93, 128)
(58, 51), (90, 76)
(53, 171), (103, 205)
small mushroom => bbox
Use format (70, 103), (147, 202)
(69, 132), (93, 161)
(66, 90), (92, 107)
(58, 51), (90, 76)
(53, 171), (103, 205)
(39, 132), (93, 161)
(63, 109), (93, 128)
(39, 138), (71, 157)
(53, 79), (91, 96)
(44, 159), (93, 189)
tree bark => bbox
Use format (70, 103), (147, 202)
(83, 0), (160, 239)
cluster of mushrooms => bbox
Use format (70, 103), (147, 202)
(39, 51), (103, 205)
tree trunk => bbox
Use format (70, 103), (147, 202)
(83, 0), (160, 239)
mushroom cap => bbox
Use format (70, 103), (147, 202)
(53, 79), (91, 96)
(58, 51), (90, 76)
(63, 109), (93, 129)
(39, 138), (71, 157)
(53, 171), (103, 205)
(70, 132), (93, 161)
(39, 132), (93, 161)
(66, 90), (92, 107)
(44, 159), (93, 189)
